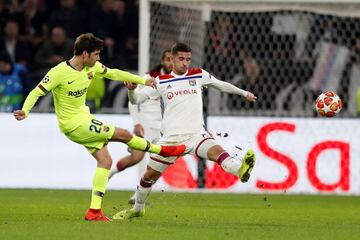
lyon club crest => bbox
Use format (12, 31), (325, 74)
(188, 79), (197, 86)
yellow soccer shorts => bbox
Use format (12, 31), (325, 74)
(65, 117), (115, 154)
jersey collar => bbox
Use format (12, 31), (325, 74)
(66, 60), (77, 70)
(170, 70), (188, 77)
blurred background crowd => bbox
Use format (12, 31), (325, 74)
(0, 0), (139, 113)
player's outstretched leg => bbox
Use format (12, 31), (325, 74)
(238, 150), (256, 183)
(217, 150), (256, 183)
(159, 144), (186, 157)
(126, 136), (185, 157)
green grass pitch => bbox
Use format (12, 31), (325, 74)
(0, 189), (359, 240)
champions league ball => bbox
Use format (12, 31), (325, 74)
(315, 91), (342, 117)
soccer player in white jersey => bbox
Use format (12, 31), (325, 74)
(113, 43), (257, 220)
(109, 49), (172, 204)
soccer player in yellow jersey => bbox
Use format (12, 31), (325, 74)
(13, 33), (185, 222)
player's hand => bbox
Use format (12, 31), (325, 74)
(134, 123), (145, 137)
(245, 91), (257, 102)
(125, 82), (138, 90)
(145, 78), (157, 88)
(13, 110), (26, 121)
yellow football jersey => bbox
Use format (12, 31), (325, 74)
(22, 61), (146, 133)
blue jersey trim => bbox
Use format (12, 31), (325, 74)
(159, 75), (202, 84)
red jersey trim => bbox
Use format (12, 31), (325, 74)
(148, 70), (161, 78)
(186, 68), (202, 76)
(158, 68), (202, 81)
(159, 74), (175, 80)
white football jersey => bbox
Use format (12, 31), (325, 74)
(132, 68), (219, 137)
(128, 70), (165, 129)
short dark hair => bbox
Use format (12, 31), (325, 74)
(161, 49), (171, 60)
(74, 33), (104, 55)
(171, 43), (191, 55)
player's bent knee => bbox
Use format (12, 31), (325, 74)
(196, 138), (222, 160)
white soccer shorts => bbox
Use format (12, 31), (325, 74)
(148, 131), (218, 173)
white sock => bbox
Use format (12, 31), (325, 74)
(221, 157), (242, 175)
(217, 152), (242, 176)
(134, 184), (152, 212)
(108, 165), (119, 179)
(129, 192), (136, 201)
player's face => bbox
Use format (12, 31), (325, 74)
(172, 51), (191, 75)
(84, 50), (100, 67)
(161, 52), (172, 74)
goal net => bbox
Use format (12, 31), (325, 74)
(140, 0), (360, 118)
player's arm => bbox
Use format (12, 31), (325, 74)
(13, 86), (46, 120)
(14, 71), (59, 120)
(127, 82), (159, 105)
(95, 62), (156, 88)
(202, 70), (257, 102)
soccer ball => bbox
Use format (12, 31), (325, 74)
(315, 91), (342, 117)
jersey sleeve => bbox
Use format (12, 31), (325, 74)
(21, 87), (46, 116)
(128, 81), (160, 104)
(92, 61), (108, 75)
(94, 61), (146, 85)
(21, 68), (61, 116)
(200, 69), (219, 87)
(201, 69), (247, 97)
(38, 67), (62, 93)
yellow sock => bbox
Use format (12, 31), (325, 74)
(127, 136), (161, 154)
(90, 167), (109, 209)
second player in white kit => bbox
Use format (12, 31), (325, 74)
(113, 43), (257, 220)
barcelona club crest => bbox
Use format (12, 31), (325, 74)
(189, 79), (197, 86)
(87, 71), (94, 80)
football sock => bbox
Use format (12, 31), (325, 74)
(109, 160), (125, 179)
(217, 152), (241, 175)
(127, 136), (161, 154)
(90, 167), (110, 209)
(134, 178), (153, 212)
